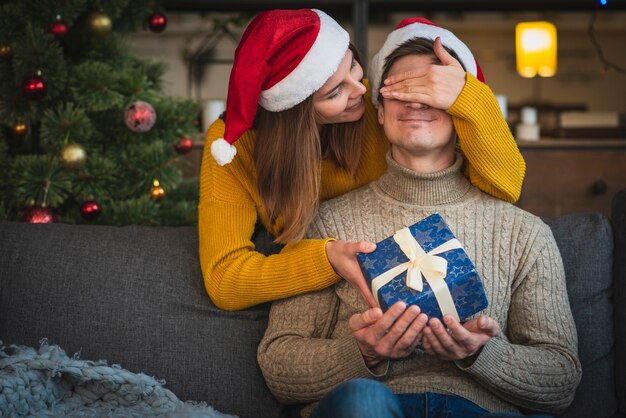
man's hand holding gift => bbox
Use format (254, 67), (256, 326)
(349, 301), (429, 368)
(350, 300), (500, 366)
(422, 314), (500, 361)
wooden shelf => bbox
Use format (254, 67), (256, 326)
(517, 139), (626, 218)
(518, 139), (626, 149)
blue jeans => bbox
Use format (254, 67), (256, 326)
(309, 378), (554, 418)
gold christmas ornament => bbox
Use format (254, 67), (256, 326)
(87, 11), (112, 37)
(60, 143), (87, 169)
(150, 179), (166, 201)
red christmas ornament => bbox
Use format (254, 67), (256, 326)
(124, 100), (157, 133)
(22, 206), (55, 224)
(81, 200), (101, 220)
(147, 12), (167, 33)
(22, 74), (47, 101)
(174, 137), (193, 154)
(50, 17), (69, 39)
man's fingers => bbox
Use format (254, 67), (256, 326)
(349, 308), (382, 331)
(375, 302), (407, 332)
(394, 312), (428, 351)
(382, 304), (420, 343)
(429, 318), (455, 344)
(423, 325), (449, 358)
(351, 301), (405, 335)
(442, 314), (472, 345)
(426, 317), (461, 358)
(478, 315), (500, 337)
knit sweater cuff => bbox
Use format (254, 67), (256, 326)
(455, 335), (509, 378)
(335, 336), (390, 379)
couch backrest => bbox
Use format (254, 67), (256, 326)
(1, 192), (625, 418)
(543, 213), (618, 418)
(0, 222), (285, 418)
(612, 189), (626, 416)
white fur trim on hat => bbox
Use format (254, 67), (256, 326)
(369, 22), (477, 108)
(211, 138), (237, 166)
(259, 9), (349, 112)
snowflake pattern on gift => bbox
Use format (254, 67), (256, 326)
(356, 213), (488, 321)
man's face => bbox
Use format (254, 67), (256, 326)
(377, 54), (456, 162)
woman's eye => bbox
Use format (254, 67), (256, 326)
(350, 59), (357, 70)
(328, 85), (342, 99)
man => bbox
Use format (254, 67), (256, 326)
(258, 18), (581, 418)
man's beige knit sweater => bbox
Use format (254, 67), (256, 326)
(258, 153), (581, 416)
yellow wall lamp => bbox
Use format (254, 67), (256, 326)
(516, 21), (557, 78)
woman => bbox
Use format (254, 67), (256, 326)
(199, 9), (525, 310)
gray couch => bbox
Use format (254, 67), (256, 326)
(1, 190), (625, 418)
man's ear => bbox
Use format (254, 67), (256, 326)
(377, 104), (385, 125)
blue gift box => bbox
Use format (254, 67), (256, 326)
(356, 213), (488, 322)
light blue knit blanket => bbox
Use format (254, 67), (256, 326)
(0, 340), (237, 418)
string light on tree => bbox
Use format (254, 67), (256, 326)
(80, 200), (101, 220)
(0, 45), (12, 60)
(124, 100), (157, 133)
(174, 136), (193, 154)
(50, 15), (69, 39)
(87, 11), (112, 37)
(10, 122), (29, 139)
(22, 71), (47, 101)
(150, 179), (166, 201)
(147, 12), (167, 33)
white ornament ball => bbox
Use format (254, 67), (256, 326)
(124, 100), (157, 133)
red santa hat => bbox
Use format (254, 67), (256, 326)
(211, 9), (349, 166)
(369, 17), (485, 107)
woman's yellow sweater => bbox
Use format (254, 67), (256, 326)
(199, 75), (525, 310)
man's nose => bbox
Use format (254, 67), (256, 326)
(407, 102), (429, 110)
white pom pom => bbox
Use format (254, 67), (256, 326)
(211, 138), (237, 166)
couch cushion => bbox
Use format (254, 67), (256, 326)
(543, 214), (617, 418)
(612, 189), (626, 416)
(0, 221), (285, 418)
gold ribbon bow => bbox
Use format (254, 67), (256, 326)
(370, 227), (463, 321)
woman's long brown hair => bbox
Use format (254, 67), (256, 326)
(254, 44), (364, 244)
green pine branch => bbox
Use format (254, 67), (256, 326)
(11, 154), (74, 207)
(40, 102), (95, 153)
(1, 0), (201, 226)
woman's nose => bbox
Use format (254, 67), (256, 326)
(348, 78), (367, 98)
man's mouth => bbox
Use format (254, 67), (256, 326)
(399, 112), (435, 122)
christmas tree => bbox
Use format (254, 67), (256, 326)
(0, 0), (201, 226)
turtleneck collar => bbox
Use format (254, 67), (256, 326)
(373, 151), (472, 206)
